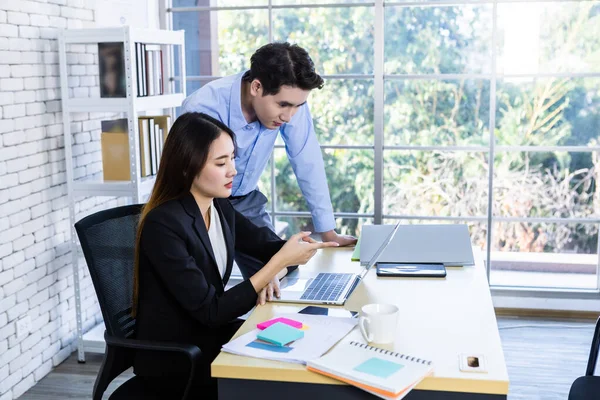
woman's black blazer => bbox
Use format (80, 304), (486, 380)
(133, 192), (294, 377)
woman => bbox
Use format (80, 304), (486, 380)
(132, 112), (338, 399)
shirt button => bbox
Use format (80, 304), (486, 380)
(245, 125), (252, 130)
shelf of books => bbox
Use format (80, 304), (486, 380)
(73, 175), (157, 198)
(58, 26), (185, 362)
(66, 93), (185, 113)
(62, 26), (184, 46)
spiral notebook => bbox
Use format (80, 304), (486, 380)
(307, 341), (434, 400)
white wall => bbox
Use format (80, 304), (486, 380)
(95, 0), (160, 29)
(0, 0), (161, 398)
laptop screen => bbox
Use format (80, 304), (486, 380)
(359, 222), (401, 279)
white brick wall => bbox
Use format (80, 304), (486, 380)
(0, 2), (131, 399)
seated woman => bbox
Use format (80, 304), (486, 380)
(132, 112), (338, 399)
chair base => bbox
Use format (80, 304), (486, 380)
(568, 376), (600, 400)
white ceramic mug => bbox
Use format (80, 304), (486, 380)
(359, 303), (399, 344)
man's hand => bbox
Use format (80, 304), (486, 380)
(321, 230), (357, 247)
(257, 275), (281, 306)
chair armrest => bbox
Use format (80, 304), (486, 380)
(104, 332), (202, 399)
(104, 332), (201, 360)
(586, 317), (600, 376)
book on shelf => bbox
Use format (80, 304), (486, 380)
(135, 43), (146, 97)
(98, 42), (126, 98)
(100, 115), (172, 181)
(135, 43), (164, 97)
(138, 115), (170, 175)
(98, 41), (164, 98)
(100, 118), (129, 180)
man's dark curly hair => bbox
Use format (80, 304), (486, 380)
(242, 42), (324, 96)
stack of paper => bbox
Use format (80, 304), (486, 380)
(222, 313), (357, 365)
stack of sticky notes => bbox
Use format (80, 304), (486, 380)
(257, 322), (304, 347)
(257, 317), (303, 330)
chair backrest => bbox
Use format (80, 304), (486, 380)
(587, 317), (600, 376)
(75, 204), (144, 340)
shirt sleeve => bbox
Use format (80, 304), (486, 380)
(280, 104), (336, 233)
(181, 85), (225, 122)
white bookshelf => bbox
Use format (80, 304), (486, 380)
(73, 173), (159, 197)
(65, 92), (184, 112)
(58, 26), (186, 362)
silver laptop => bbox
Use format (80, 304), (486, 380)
(274, 223), (401, 306)
(359, 224), (475, 266)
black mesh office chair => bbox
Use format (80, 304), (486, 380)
(568, 317), (600, 399)
(75, 204), (201, 400)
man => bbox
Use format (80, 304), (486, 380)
(181, 42), (357, 293)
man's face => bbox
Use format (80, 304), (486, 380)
(250, 80), (311, 130)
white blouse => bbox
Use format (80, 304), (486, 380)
(207, 201), (228, 279)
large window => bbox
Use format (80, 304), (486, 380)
(169, 0), (600, 293)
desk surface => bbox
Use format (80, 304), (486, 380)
(212, 248), (509, 395)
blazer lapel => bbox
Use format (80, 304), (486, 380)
(215, 200), (235, 286)
(180, 193), (218, 275)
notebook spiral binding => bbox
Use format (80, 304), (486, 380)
(350, 341), (432, 365)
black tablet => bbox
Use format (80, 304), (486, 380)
(376, 262), (447, 278)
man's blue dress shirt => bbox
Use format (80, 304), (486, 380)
(181, 72), (336, 233)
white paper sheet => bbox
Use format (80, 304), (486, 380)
(221, 313), (358, 365)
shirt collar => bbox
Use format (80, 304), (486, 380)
(229, 71), (281, 134)
(229, 71), (251, 132)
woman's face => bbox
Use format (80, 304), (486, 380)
(192, 132), (237, 199)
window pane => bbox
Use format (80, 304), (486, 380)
(497, 2), (600, 74)
(490, 222), (598, 290)
(275, 217), (313, 239)
(172, 0), (268, 7)
(383, 150), (489, 218)
(495, 78), (600, 147)
(385, 79), (490, 146)
(274, 148), (374, 214)
(493, 151), (598, 219)
(272, 7), (374, 74)
(184, 80), (203, 96)
(312, 79), (374, 145)
(274, 0), (371, 4)
(277, 216), (372, 239)
(385, 5), (493, 74)
(258, 154), (273, 204)
(173, 10), (269, 77)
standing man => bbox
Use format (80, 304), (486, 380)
(181, 42), (357, 285)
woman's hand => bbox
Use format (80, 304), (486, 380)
(257, 276), (281, 306)
(250, 232), (339, 298)
(275, 231), (340, 267)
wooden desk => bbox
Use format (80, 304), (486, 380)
(212, 248), (509, 399)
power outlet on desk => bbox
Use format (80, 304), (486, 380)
(459, 353), (487, 373)
(16, 315), (31, 338)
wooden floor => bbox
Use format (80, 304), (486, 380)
(19, 316), (596, 400)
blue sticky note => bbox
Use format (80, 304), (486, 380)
(354, 357), (404, 379)
(257, 322), (304, 347)
(247, 340), (293, 353)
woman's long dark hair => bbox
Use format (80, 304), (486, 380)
(132, 112), (236, 316)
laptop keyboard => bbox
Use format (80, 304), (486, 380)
(300, 273), (354, 302)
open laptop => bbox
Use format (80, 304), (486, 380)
(273, 222), (401, 306)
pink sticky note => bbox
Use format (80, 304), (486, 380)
(257, 317), (303, 330)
